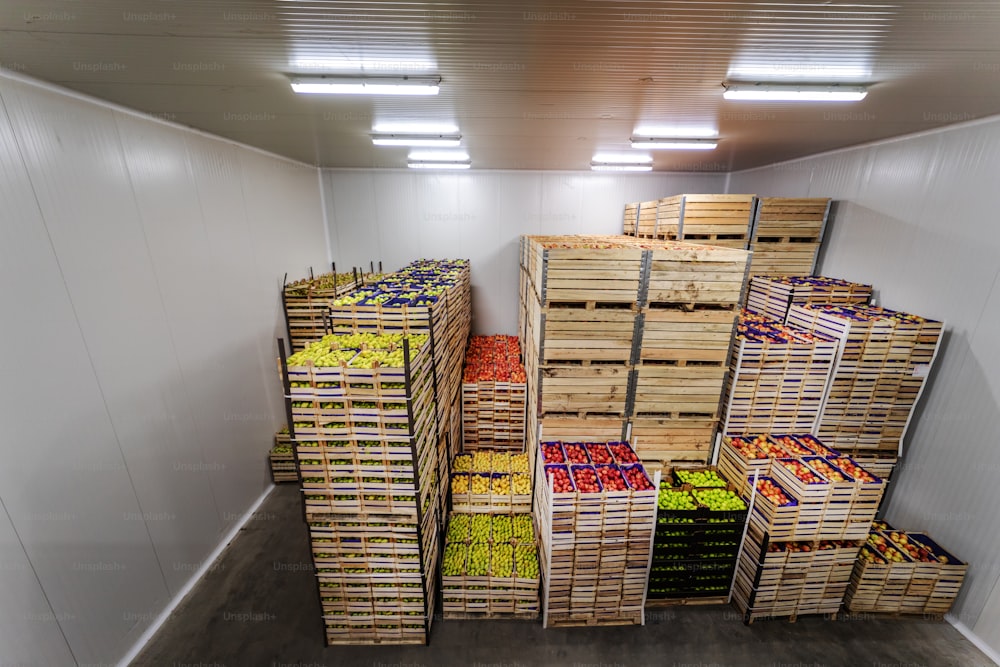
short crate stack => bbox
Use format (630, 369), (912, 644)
(649, 469), (748, 602)
(733, 528), (862, 622)
(270, 428), (297, 483)
(325, 260), (473, 512)
(745, 275), (873, 323)
(747, 198), (830, 276)
(282, 270), (362, 352)
(787, 304), (944, 456)
(461, 336), (527, 450)
(845, 524), (968, 616)
(281, 332), (441, 645)
(519, 235), (751, 465)
(721, 312), (839, 435)
(535, 441), (657, 626)
(440, 513), (541, 618)
(718, 435), (886, 541)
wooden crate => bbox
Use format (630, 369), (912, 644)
(746, 276), (873, 324)
(747, 198), (830, 277)
(656, 194), (757, 248)
(628, 415), (716, 464)
(721, 313), (839, 435)
(636, 201), (659, 238)
(623, 202), (639, 236)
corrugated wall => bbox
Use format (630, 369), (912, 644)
(321, 169), (727, 335)
(0, 73), (328, 665)
(729, 118), (1000, 656)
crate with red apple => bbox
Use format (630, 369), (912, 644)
(462, 335), (527, 450)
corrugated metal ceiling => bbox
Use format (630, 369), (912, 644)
(2, 1), (999, 169)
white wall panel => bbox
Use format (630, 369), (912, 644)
(0, 72), (329, 665)
(0, 502), (77, 665)
(728, 117), (1000, 653)
(322, 170), (727, 335)
(0, 78), (168, 665)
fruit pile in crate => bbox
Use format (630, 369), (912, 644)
(845, 522), (967, 616)
(278, 331), (442, 646)
(649, 468), (748, 601)
(722, 312), (839, 436)
(534, 440), (657, 626)
(732, 524), (863, 623)
(450, 450), (532, 513)
(718, 433), (885, 541)
(440, 513), (541, 618)
(270, 428), (298, 483)
(462, 335), (528, 450)
(282, 268), (364, 351)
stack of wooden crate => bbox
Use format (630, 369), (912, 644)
(461, 335), (527, 450)
(745, 275), (873, 323)
(653, 194), (758, 248)
(269, 428), (298, 483)
(747, 198), (830, 276)
(518, 234), (751, 465)
(440, 512), (541, 618)
(721, 312), (839, 435)
(281, 269), (362, 352)
(325, 260), (473, 514)
(845, 524), (968, 616)
(535, 441), (657, 626)
(786, 304), (944, 458)
(280, 333), (440, 645)
(733, 528), (862, 622)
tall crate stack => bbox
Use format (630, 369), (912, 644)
(282, 270), (362, 351)
(631, 241), (752, 462)
(654, 194), (757, 249)
(747, 198), (831, 276)
(726, 434), (887, 622)
(721, 312), (839, 436)
(745, 275), (873, 323)
(535, 441), (657, 626)
(786, 304), (944, 458)
(519, 235), (751, 466)
(279, 333), (441, 646)
(326, 260), (472, 514)
(461, 336), (527, 450)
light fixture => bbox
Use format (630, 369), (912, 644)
(372, 133), (461, 147)
(290, 75), (441, 95)
(407, 160), (471, 170)
(723, 83), (867, 102)
(591, 162), (653, 172)
(630, 137), (718, 150)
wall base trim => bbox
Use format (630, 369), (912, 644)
(116, 485), (276, 666)
(947, 614), (1000, 666)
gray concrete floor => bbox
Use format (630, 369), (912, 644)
(133, 484), (994, 667)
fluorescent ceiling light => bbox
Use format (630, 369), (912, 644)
(630, 137), (718, 150)
(290, 75), (441, 95)
(591, 162), (653, 172)
(723, 83), (867, 102)
(372, 133), (461, 147)
(408, 160), (471, 170)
